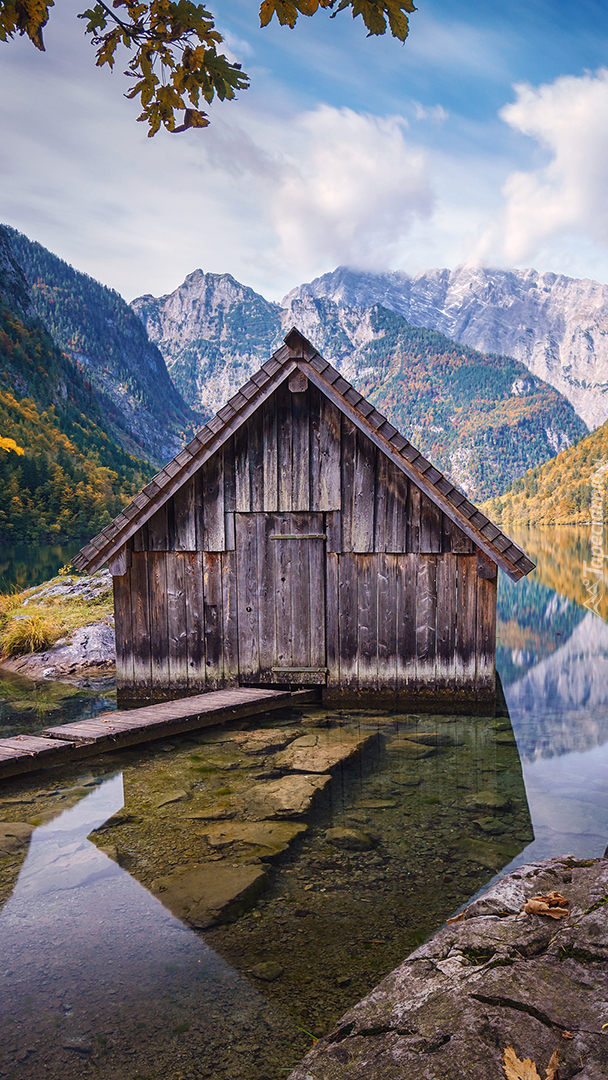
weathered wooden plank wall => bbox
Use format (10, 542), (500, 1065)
(115, 380), (496, 705)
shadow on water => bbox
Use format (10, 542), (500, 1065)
(0, 703), (533, 1080)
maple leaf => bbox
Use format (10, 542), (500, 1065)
(503, 1046), (542, 1080)
(503, 1046), (560, 1080)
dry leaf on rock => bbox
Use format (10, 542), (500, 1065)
(503, 1046), (560, 1080)
(560, 1030), (574, 1040)
(446, 909), (467, 924)
(503, 1046), (542, 1080)
(520, 891), (569, 919)
(545, 1048), (560, 1080)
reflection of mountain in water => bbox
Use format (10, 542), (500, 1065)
(497, 571), (585, 685)
(504, 612), (608, 761)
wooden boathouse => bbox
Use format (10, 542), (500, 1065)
(74, 328), (534, 711)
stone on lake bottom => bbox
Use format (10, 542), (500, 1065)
(385, 738), (436, 758)
(272, 731), (375, 774)
(152, 862), (268, 928)
(325, 828), (374, 851)
(200, 820), (307, 859)
(0, 821), (34, 855)
(249, 961), (284, 982)
(240, 774), (332, 819)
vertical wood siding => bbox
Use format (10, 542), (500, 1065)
(116, 381), (496, 703)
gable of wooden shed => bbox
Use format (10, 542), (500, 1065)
(73, 328), (535, 580)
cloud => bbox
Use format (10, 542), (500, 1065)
(269, 106), (434, 273)
(477, 69), (608, 263)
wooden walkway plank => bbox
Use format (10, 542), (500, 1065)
(0, 735), (78, 779)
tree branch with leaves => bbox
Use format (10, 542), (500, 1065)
(0, 0), (417, 135)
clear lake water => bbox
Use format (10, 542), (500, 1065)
(0, 525), (605, 1080)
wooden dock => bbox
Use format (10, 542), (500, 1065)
(0, 687), (317, 780)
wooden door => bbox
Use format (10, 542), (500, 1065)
(235, 512), (327, 684)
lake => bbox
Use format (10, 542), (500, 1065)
(0, 525), (605, 1080)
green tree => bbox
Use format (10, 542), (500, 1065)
(0, 0), (416, 135)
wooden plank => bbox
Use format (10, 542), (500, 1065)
(235, 513), (260, 679)
(173, 476), (197, 551)
(415, 555), (437, 690)
(131, 551), (152, 692)
(249, 407), (265, 513)
(166, 554), (188, 690)
(109, 543), (130, 577)
(386, 464), (409, 553)
(311, 388), (341, 512)
(476, 573), (497, 696)
(203, 552), (224, 688)
(325, 552), (340, 687)
(29, 688), (318, 769)
(262, 394), (278, 512)
(223, 437), (237, 514)
(147, 502), (169, 551)
(340, 414), (356, 551)
(184, 551), (205, 691)
(148, 551), (169, 689)
(277, 382), (293, 511)
(257, 514), (276, 680)
(224, 512), (236, 551)
(407, 483), (421, 552)
(133, 522), (148, 552)
(352, 428), (375, 553)
(442, 513), (474, 554)
(290, 384), (310, 511)
(436, 554), (456, 694)
(221, 550), (239, 685)
(309, 518), (326, 670)
(235, 419), (251, 513)
(456, 554), (477, 689)
(420, 493), (442, 553)
(374, 452), (388, 553)
(113, 565), (134, 688)
(357, 554), (377, 689)
(202, 450), (225, 551)
(274, 516), (293, 670)
(377, 552), (397, 691)
(325, 510), (341, 553)
(338, 553), (358, 688)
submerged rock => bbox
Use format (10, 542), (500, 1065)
(200, 820), (307, 859)
(249, 961), (284, 982)
(325, 828), (374, 851)
(152, 861), (268, 928)
(0, 821), (34, 855)
(287, 855), (608, 1080)
(240, 774), (332, 819)
(273, 731), (374, 774)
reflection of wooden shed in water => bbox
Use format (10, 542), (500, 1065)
(74, 328), (534, 711)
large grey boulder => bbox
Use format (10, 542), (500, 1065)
(288, 856), (608, 1080)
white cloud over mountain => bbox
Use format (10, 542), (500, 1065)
(270, 106), (434, 272)
(478, 69), (608, 264)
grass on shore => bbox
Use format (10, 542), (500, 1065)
(0, 569), (113, 657)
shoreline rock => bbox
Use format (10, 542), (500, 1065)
(0, 620), (116, 682)
(288, 855), (608, 1080)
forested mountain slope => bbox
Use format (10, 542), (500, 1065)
(284, 265), (608, 430)
(134, 272), (586, 502)
(6, 227), (202, 466)
(481, 420), (608, 525)
(0, 228), (152, 541)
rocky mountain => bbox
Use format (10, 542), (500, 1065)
(0, 227), (153, 542)
(5, 227), (202, 467)
(283, 265), (608, 431)
(132, 270), (284, 411)
(132, 272), (586, 502)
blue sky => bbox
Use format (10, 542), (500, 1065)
(2, 0), (608, 300)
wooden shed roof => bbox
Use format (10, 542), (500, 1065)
(73, 328), (535, 581)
